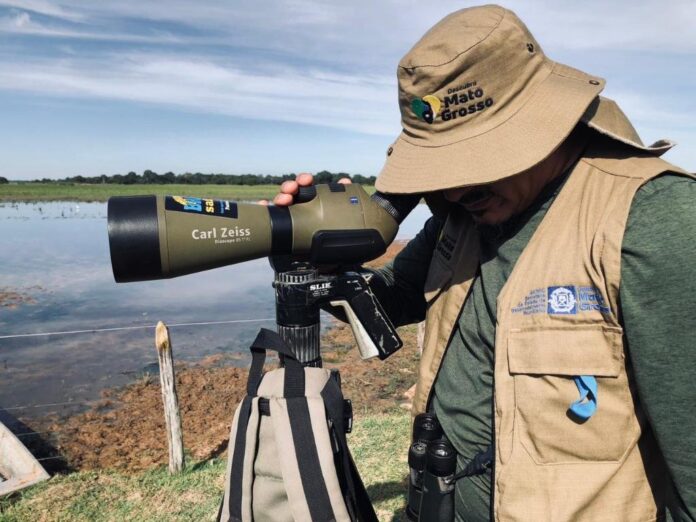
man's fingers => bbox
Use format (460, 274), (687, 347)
(258, 199), (270, 206)
(268, 173), (313, 206)
(296, 173), (314, 186)
(281, 180), (299, 195)
(273, 193), (294, 206)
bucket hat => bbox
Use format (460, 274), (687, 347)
(376, 5), (672, 194)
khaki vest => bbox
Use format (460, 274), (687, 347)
(414, 134), (689, 520)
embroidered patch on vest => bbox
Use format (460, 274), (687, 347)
(511, 286), (610, 315)
(547, 286), (577, 314)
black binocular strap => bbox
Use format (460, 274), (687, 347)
(322, 378), (378, 522)
(450, 445), (493, 483)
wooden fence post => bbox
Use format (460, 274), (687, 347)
(155, 321), (184, 473)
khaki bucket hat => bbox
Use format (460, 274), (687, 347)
(376, 5), (663, 194)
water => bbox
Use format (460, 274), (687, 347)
(0, 200), (431, 418)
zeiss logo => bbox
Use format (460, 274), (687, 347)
(547, 286), (577, 315)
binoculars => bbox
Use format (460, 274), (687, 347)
(408, 413), (457, 522)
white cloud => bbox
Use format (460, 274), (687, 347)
(6, 0), (693, 56)
(0, 11), (185, 43)
(0, 53), (399, 135)
(0, 0), (83, 21)
(518, 0), (696, 53)
(12, 10), (29, 27)
(0, 0), (693, 162)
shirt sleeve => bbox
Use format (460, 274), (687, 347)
(620, 173), (696, 521)
(367, 214), (443, 327)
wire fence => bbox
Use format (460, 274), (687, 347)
(2, 316), (279, 474)
(1, 316), (275, 412)
(0, 317), (275, 340)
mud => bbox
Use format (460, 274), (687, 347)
(0, 287), (41, 309)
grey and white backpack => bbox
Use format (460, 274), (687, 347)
(217, 328), (378, 522)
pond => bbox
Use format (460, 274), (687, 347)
(0, 200), (431, 419)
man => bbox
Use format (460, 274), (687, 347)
(273, 5), (695, 521)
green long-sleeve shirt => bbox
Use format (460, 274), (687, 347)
(374, 173), (696, 521)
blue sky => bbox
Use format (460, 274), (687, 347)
(0, 0), (694, 180)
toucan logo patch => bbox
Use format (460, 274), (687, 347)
(411, 95), (442, 123)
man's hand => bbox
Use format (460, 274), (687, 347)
(258, 173), (351, 206)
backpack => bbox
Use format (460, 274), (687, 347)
(217, 328), (378, 522)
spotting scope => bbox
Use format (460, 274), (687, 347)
(107, 183), (419, 283)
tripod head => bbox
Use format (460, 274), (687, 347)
(272, 259), (402, 365)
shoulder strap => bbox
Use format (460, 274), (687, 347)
(248, 328), (305, 398)
(322, 375), (379, 522)
(220, 396), (261, 522)
(270, 395), (345, 521)
(221, 328), (305, 522)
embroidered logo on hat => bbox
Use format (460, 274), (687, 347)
(411, 94), (442, 123)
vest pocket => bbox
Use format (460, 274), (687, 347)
(507, 325), (640, 464)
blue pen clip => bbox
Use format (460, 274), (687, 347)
(569, 375), (597, 420)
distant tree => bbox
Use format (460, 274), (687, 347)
(142, 169), (160, 184)
(42, 169), (370, 186)
(0, 176), (8, 184)
(314, 170), (333, 184)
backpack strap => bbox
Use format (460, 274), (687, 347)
(270, 394), (349, 521)
(222, 328), (304, 522)
(220, 396), (261, 522)
(247, 328), (304, 398)
(322, 376), (379, 522)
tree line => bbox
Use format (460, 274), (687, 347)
(25, 170), (376, 185)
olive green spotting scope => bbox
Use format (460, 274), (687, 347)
(108, 183), (419, 362)
(107, 183), (418, 282)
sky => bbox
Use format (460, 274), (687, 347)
(0, 0), (694, 180)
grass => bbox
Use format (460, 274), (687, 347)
(0, 411), (410, 522)
(0, 183), (376, 202)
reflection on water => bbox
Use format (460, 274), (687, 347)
(0, 200), (430, 418)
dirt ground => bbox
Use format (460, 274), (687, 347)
(27, 241), (420, 472)
(0, 287), (40, 308)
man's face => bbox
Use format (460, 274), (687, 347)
(442, 167), (550, 225)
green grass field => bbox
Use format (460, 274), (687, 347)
(0, 411), (410, 522)
(0, 183), (376, 202)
